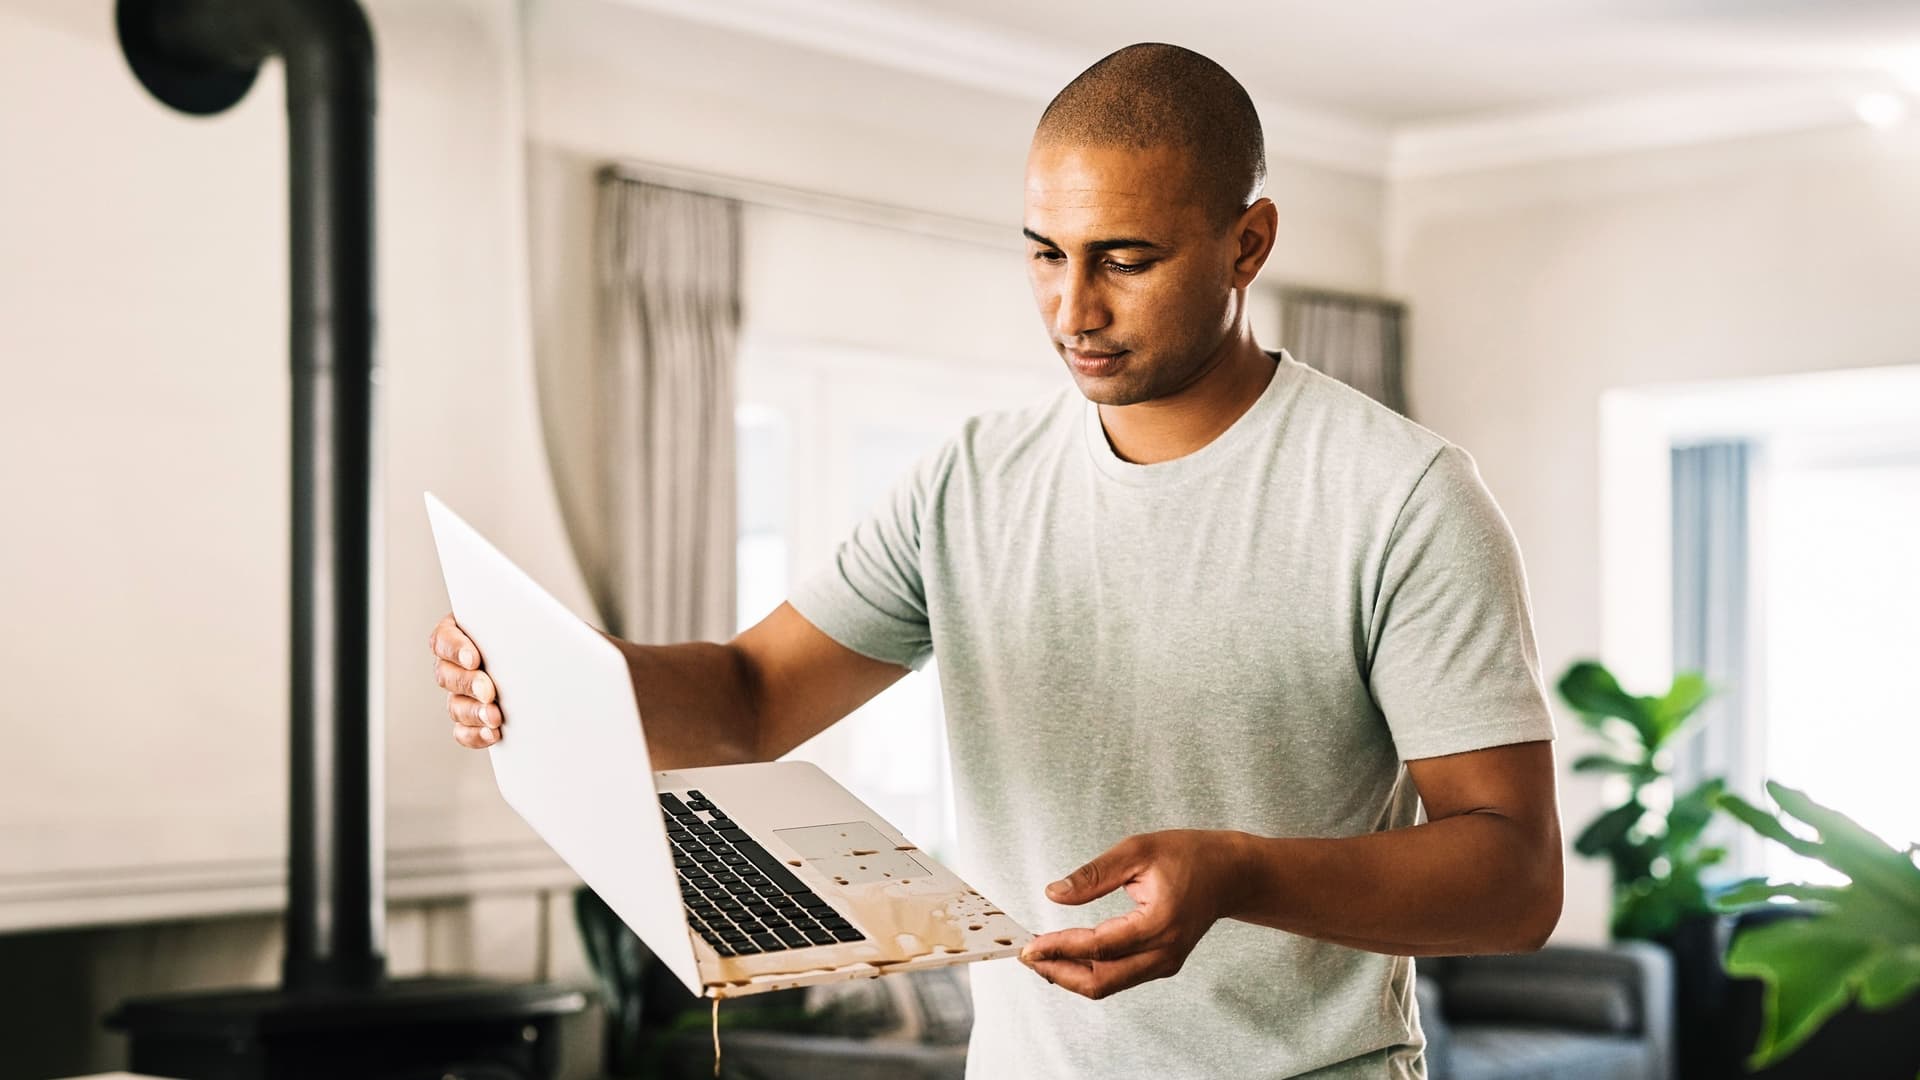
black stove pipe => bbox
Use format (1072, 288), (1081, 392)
(118, 0), (384, 993)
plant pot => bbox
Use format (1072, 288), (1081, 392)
(1719, 906), (1920, 1079)
(1654, 910), (1739, 1080)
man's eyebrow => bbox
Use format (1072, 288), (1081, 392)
(1021, 227), (1166, 253)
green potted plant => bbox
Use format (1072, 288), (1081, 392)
(1713, 781), (1920, 1074)
(1559, 660), (1742, 1077)
(1558, 660), (1726, 941)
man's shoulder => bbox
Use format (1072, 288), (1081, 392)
(1282, 355), (1443, 465)
(1278, 354), (1454, 485)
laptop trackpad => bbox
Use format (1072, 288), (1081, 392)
(774, 822), (930, 885)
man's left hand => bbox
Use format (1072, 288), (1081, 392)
(1019, 828), (1250, 1000)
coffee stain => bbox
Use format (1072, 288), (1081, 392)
(968, 924), (982, 931)
(894, 845), (917, 851)
(994, 938), (1013, 946)
(703, 879), (978, 990)
(711, 997), (721, 1078)
(849, 849), (879, 856)
(786, 859), (802, 867)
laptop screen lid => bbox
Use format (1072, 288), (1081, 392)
(423, 491), (701, 993)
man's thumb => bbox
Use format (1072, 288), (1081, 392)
(1045, 843), (1131, 905)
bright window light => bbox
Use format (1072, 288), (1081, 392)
(1761, 457), (1920, 885)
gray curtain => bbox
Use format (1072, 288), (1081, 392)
(1279, 289), (1408, 415)
(566, 175), (742, 644)
(1671, 440), (1761, 875)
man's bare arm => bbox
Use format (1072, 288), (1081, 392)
(1226, 740), (1564, 954)
(1022, 740), (1564, 998)
(433, 602), (907, 771)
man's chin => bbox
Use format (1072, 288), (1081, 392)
(1064, 365), (1154, 407)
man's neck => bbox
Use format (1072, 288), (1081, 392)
(1096, 337), (1278, 465)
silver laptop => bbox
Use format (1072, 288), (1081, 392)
(423, 491), (1031, 999)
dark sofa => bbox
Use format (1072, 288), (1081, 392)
(1418, 941), (1674, 1080)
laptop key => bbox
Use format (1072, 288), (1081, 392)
(797, 893), (834, 911)
(802, 926), (837, 946)
(773, 926), (807, 947)
(731, 839), (811, 894)
(659, 793), (692, 817)
(749, 932), (781, 950)
(830, 925), (865, 942)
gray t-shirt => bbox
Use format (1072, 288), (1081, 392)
(790, 350), (1557, 1079)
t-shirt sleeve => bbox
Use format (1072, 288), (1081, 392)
(1367, 444), (1557, 761)
(786, 442), (949, 672)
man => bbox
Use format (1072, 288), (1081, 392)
(430, 42), (1561, 1080)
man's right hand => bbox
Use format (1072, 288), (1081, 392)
(429, 612), (500, 749)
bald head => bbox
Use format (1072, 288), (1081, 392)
(1034, 43), (1266, 232)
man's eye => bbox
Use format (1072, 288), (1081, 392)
(1106, 261), (1146, 274)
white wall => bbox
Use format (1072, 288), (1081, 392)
(1387, 121), (1920, 942)
(0, 0), (588, 931)
(0, 0), (1383, 1071)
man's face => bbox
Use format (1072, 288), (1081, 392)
(1024, 140), (1242, 406)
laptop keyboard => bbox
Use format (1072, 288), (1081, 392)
(661, 790), (866, 957)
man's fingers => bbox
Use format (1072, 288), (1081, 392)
(1046, 836), (1143, 905)
(1021, 907), (1166, 965)
(445, 688), (501, 729)
(1026, 948), (1167, 1001)
(450, 721), (498, 749)
(434, 659), (495, 703)
(429, 613), (481, 669)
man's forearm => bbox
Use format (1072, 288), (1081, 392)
(602, 634), (764, 771)
(1221, 811), (1561, 956)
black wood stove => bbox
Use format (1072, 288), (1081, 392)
(104, 2), (586, 1076)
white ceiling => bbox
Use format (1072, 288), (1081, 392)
(885, 0), (1920, 125)
(617, 0), (1920, 175)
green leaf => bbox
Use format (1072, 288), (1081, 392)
(1857, 948), (1920, 1011)
(1712, 880), (1848, 913)
(1726, 919), (1877, 1069)
(1766, 782), (1920, 927)
(1690, 845), (1728, 869)
(1719, 793), (1823, 858)
(1576, 799), (1646, 858)
(1649, 671), (1712, 743)
(1571, 753), (1655, 782)
(1558, 661), (1659, 746)
(1570, 709), (1644, 748)
(1665, 777), (1727, 850)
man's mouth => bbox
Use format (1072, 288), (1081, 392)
(1066, 348), (1128, 375)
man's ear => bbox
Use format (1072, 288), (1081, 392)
(1232, 198), (1277, 285)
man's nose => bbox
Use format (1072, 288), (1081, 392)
(1052, 269), (1108, 340)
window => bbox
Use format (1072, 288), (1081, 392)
(1602, 366), (1920, 886)
(734, 341), (1060, 863)
(1758, 451), (1920, 884)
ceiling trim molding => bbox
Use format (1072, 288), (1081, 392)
(608, 0), (1393, 177)
(608, 0), (1876, 179)
(1388, 78), (1872, 179)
